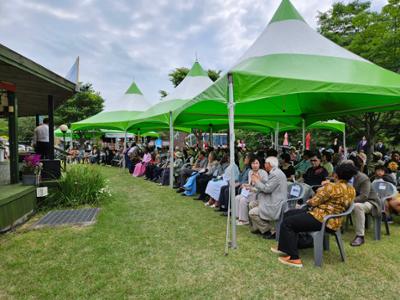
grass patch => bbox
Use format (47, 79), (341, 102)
(0, 166), (399, 299)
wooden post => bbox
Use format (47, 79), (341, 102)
(48, 95), (54, 159)
(7, 91), (18, 184)
(35, 114), (40, 126)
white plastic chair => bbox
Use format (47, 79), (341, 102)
(275, 183), (306, 241)
(371, 180), (398, 240)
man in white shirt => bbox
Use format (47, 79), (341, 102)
(33, 118), (50, 159)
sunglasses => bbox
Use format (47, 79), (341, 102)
(310, 159), (319, 162)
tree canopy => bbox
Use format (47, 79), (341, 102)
(54, 83), (104, 127)
(159, 67), (221, 99)
(318, 0), (400, 151)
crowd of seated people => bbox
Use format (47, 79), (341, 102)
(108, 138), (400, 268)
(65, 142), (124, 166)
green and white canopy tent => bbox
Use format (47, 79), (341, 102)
(127, 61), (213, 132)
(127, 61), (214, 187)
(174, 0), (400, 249)
(71, 81), (152, 132)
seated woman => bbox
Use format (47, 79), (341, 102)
(218, 152), (253, 212)
(271, 162), (358, 268)
(133, 147), (151, 177)
(144, 153), (157, 180)
(235, 157), (268, 225)
(280, 153), (295, 181)
(205, 155), (239, 208)
(195, 151), (220, 200)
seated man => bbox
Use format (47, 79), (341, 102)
(176, 151), (207, 192)
(346, 158), (380, 247)
(248, 156), (287, 238)
(302, 153), (329, 188)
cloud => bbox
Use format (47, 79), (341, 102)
(0, 0), (388, 105)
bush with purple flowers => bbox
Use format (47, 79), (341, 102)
(21, 154), (42, 175)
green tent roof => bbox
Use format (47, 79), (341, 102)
(71, 80), (151, 131)
(125, 81), (143, 95)
(269, 0), (305, 24)
(187, 61), (209, 77)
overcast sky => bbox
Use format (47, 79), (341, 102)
(0, 0), (387, 105)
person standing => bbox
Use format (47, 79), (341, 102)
(374, 140), (386, 156)
(33, 118), (50, 159)
(357, 136), (369, 153)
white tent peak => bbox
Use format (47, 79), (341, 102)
(163, 60), (213, 102)
(236, 0), (370, 66)
(104, 80), (152, 112)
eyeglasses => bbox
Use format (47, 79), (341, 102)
(310, 159), (318, 162)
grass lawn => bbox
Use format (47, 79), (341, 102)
(1, 166), (399, 299)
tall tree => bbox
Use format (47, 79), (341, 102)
(54, 83), (104, 127)
(318, 0), (400, 153)
(18, 117), (35, 142)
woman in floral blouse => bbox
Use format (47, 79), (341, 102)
(271, 162), (358, 268)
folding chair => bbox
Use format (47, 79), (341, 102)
(371, 180), (398, 240)
(275, 182), (306, 241)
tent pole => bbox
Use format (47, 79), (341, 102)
(209, 124), (213, 147)
(302, 119), (306, 152)
(123, 130), (127, 169)
(275, 122), (279, 151)
(270, 132), (274, 148)
(169, 111), (174, 188)
(228, 73), (237, 249)
(343, 125), (347, 158)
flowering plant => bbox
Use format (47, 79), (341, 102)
(388, 161), (399, 172)
(21, 154), (42, 175)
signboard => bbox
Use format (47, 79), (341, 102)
(36, 187), (48, 198)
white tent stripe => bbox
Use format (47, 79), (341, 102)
(238, 20), (370, 64)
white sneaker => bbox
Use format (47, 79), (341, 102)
(236, 220), (249, 226)
(204, 202), (211, 207)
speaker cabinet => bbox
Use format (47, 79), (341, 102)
(41, 159), (61, 180)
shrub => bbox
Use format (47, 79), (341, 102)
(48, 165), (112, 208)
